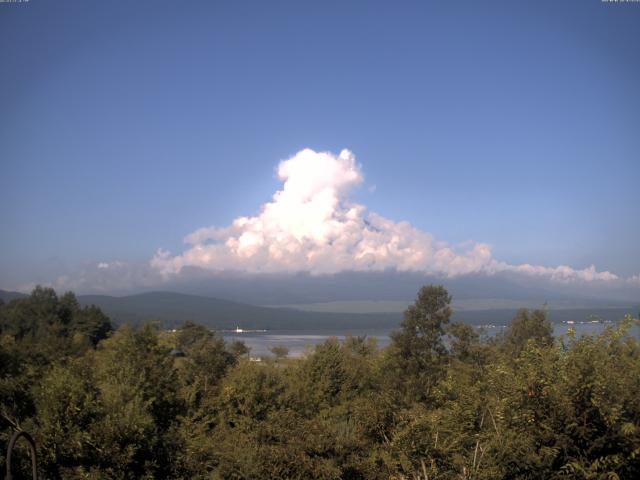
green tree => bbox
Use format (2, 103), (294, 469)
(33, 360), (101, 479)
(88, 323), (181, 478)
(503, 308), (553, 357)
(71, 304), (112, 347)
(270, 345), (289, 360)
(447, 321), (481, 363)
(174, 320), (235, 409)
(386, 285), (452, 402)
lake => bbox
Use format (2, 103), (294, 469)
(222, 321), (639, 358)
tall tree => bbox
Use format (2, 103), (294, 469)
(386, 285), (452, 403)
(503, 308), (553, 357)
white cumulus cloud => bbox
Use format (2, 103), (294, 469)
(151, 148), (630, 284)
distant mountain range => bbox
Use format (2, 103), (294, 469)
(0, 289), (399, 330)
(78, 291), (402, 330)
(1, 289), (636, 330)
(0, 289), (27, 303)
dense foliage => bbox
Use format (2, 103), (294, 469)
(1, 286), (639, 479)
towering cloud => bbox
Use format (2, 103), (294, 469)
(150, 148), (625, 285)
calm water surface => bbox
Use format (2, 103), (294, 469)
(222, 322), (639, 358)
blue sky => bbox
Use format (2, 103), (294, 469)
(1, 0), (639, 290)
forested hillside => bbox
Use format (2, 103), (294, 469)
(75, 291), (402, 330)
(1, 286), (639, 479)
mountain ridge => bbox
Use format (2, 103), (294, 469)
(2, 289), (636, 330)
